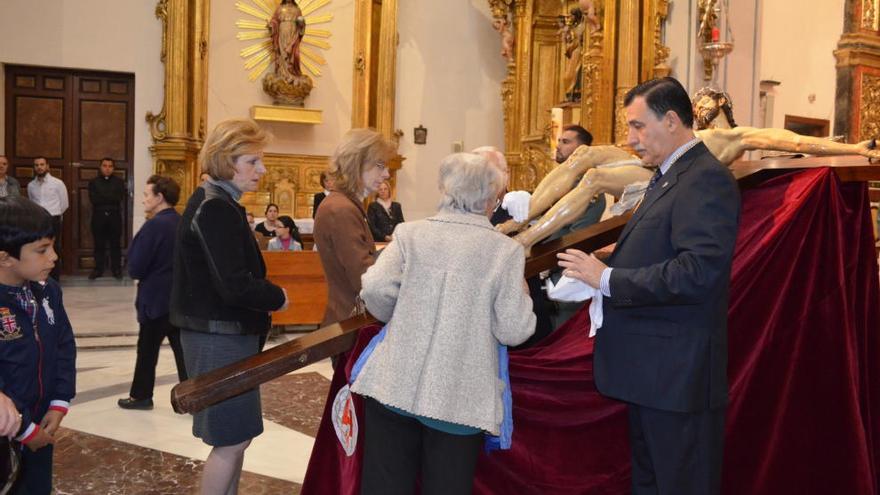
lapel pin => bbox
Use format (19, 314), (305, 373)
(662, 182), (669, 188)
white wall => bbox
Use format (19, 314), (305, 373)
(0, 0), (164, 231)
(207, 0), (356, 157)
(760, 0), (843, 131)
(394, 0), (508, 221)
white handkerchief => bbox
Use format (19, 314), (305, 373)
(546, 275), (603, 337)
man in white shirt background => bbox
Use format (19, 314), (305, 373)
(27, 156), (69, 280)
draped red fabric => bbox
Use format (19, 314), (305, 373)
(301, 167), (880, 495)
(724, 167), (880, 494)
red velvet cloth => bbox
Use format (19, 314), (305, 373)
(301, 167), (880, 495)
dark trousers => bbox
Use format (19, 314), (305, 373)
(49, 216), (62, 281)
(628, 404), (725, 495)
(129, 315), (187, 400)
(360, 397), (483, 495)
(11, 444), (53, 495)
(91, 208), (122, 275)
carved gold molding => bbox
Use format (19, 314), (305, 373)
(860, 72), (880, 140)
(642, 0), (671, 80)
(147, 0), (211, 204)
(239, 152), (330, 218)
(835, 0), (880, 142)
(863, 0), (879, 30)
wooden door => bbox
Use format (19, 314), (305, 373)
(4, 65), (134, 275)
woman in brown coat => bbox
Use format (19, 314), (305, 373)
(313, 129), (394, 326)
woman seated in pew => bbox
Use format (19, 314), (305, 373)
(254, 203), (281, 237)
(351, 152), (536, 495)
(266, 215), (303, 251)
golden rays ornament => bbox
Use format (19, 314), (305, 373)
(236, 0), (333, 106)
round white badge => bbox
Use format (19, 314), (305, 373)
(331, 385), (358, 457)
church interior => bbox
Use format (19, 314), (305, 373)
(1, 0), (880, 493)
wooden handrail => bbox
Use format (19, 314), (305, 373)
(171, 156), (880, 414)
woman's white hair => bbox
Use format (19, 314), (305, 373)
(437, 152), (504, 214)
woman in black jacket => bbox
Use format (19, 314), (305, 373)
(367, 180), (404, 242)
(170, 118), (287, 495)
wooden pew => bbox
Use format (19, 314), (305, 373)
(171, 156), (880, 415)
(263, 251), (328, 326)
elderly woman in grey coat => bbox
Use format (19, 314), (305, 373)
(351, 152), (536, 495)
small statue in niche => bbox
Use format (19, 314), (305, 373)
(492, 15), (516, 62)
(558, 1), (600, 104)
(263, 0), (313, 106)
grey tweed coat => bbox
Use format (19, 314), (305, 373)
(350, 210), (536, 435)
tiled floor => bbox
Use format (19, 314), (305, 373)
(48, 279), (332, 494)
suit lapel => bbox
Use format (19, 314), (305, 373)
(612, 142), (707, 250)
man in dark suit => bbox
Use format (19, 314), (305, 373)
(312, 171), (333, 218)
(88, 157), (127, 280)
(558, 77), (740, 495)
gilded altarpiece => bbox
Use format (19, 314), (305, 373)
(488, 0), (669, 191)
(835, 0), (880, 143)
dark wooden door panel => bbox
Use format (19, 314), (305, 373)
(4, 65), (134, 275)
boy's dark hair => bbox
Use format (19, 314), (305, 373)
(277, 215), (297, 231)
(561, 124), (594, 146)
(101, 157), (115, 166)
(0, 196), (55, 258)
(147, 174), (181, 206)
(624, 77), (695, 129)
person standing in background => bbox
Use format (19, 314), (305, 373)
(314, 128), (393, 327)
(27, 157), (68, 281)
(88, 158), (127, 280)
(0, 156), (21, 198)
(118, 175), (187, 411)
(312, 171), (333, 218)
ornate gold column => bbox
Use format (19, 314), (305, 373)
(580, 0), (617, 144)
(351, 0), (398, 138)
(147, 0), (211, 203)
(613, 0), (641, 145)
(375, 0), (398, 138)
(351, 0), (374, 129)
(834, 0), (880, 143)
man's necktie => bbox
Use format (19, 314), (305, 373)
(646, 168), (662, 191)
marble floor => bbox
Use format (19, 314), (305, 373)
(50, 277), (332, 494)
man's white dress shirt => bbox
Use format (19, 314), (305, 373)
(27, 173), (69, 216)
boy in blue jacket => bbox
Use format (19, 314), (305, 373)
(0, 196), (76, 495)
